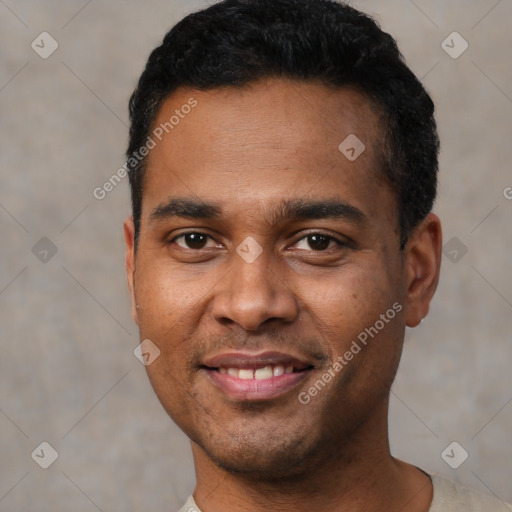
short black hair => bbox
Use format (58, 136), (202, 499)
(127, 0), (439, 249)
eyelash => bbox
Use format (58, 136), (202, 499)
(168, 231), (348, 252)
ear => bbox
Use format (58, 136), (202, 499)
(123, 216), (139, 325)
(404, 213), (442, 327)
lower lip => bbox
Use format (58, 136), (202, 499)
(204, 368), (312, 401)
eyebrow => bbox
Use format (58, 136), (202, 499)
(149, 197), (366, 225)
(268, 198), (366, 225)
(150, 198), (222, 221)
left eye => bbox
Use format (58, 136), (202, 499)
(293, 234), (341, 251)
(172, 232), (219, 250)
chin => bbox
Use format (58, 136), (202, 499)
(194, 421), (324, 481)
(208, 448), (312, 481)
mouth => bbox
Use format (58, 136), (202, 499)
(200, 351), (315, 401)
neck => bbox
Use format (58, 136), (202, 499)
(190, 400), (432, 512)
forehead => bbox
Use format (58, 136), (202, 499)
(150, 79), (380, 156)
(142, 78), (391, 224)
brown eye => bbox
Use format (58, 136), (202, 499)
(292, 232), (345, 252)
(173, 232), (211, 249)
(306, 234), (331, 251)
(185, 233), (208, 249)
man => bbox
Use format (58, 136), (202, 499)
(123, 0), (511, 510)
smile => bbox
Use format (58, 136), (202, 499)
(219, 364), (296, 379)
(201, 351), (315, 401)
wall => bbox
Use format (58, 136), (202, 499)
(1, 0), (511, 509)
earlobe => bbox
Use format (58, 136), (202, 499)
(123, 216), (139, 325)
(404, 213), (442, 328)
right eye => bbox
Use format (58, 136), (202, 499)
(169, 232), (221, 250)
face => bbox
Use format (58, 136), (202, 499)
(124, 79), (440, 479)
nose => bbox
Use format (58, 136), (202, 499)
(210, 246), (298, 332)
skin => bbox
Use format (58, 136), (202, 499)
(124, 78), (442, 512)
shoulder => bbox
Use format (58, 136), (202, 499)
(177, 494), (201, 512)
(176, 476), (512, 512)
(429, 473), (512, 511)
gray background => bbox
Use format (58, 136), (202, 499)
(1, 0), (511, 510)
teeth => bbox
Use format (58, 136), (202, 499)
(227, 368), (239, 378)
(273, 365), (285, 377)
(219, 364), (300, 380)
(239, 369), (254, 380)
(254, 366), (273, 380)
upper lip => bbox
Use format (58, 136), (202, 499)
(201, 350), (315, 370)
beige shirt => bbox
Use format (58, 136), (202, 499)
(177, 473), (512, 511)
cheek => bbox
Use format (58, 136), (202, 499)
(299, 262), (399, 345)
(299, 258), (405, 401)
(133, 262), (201, 422)
(133, 258), (217, 379)
(134, 258), (203, 327)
